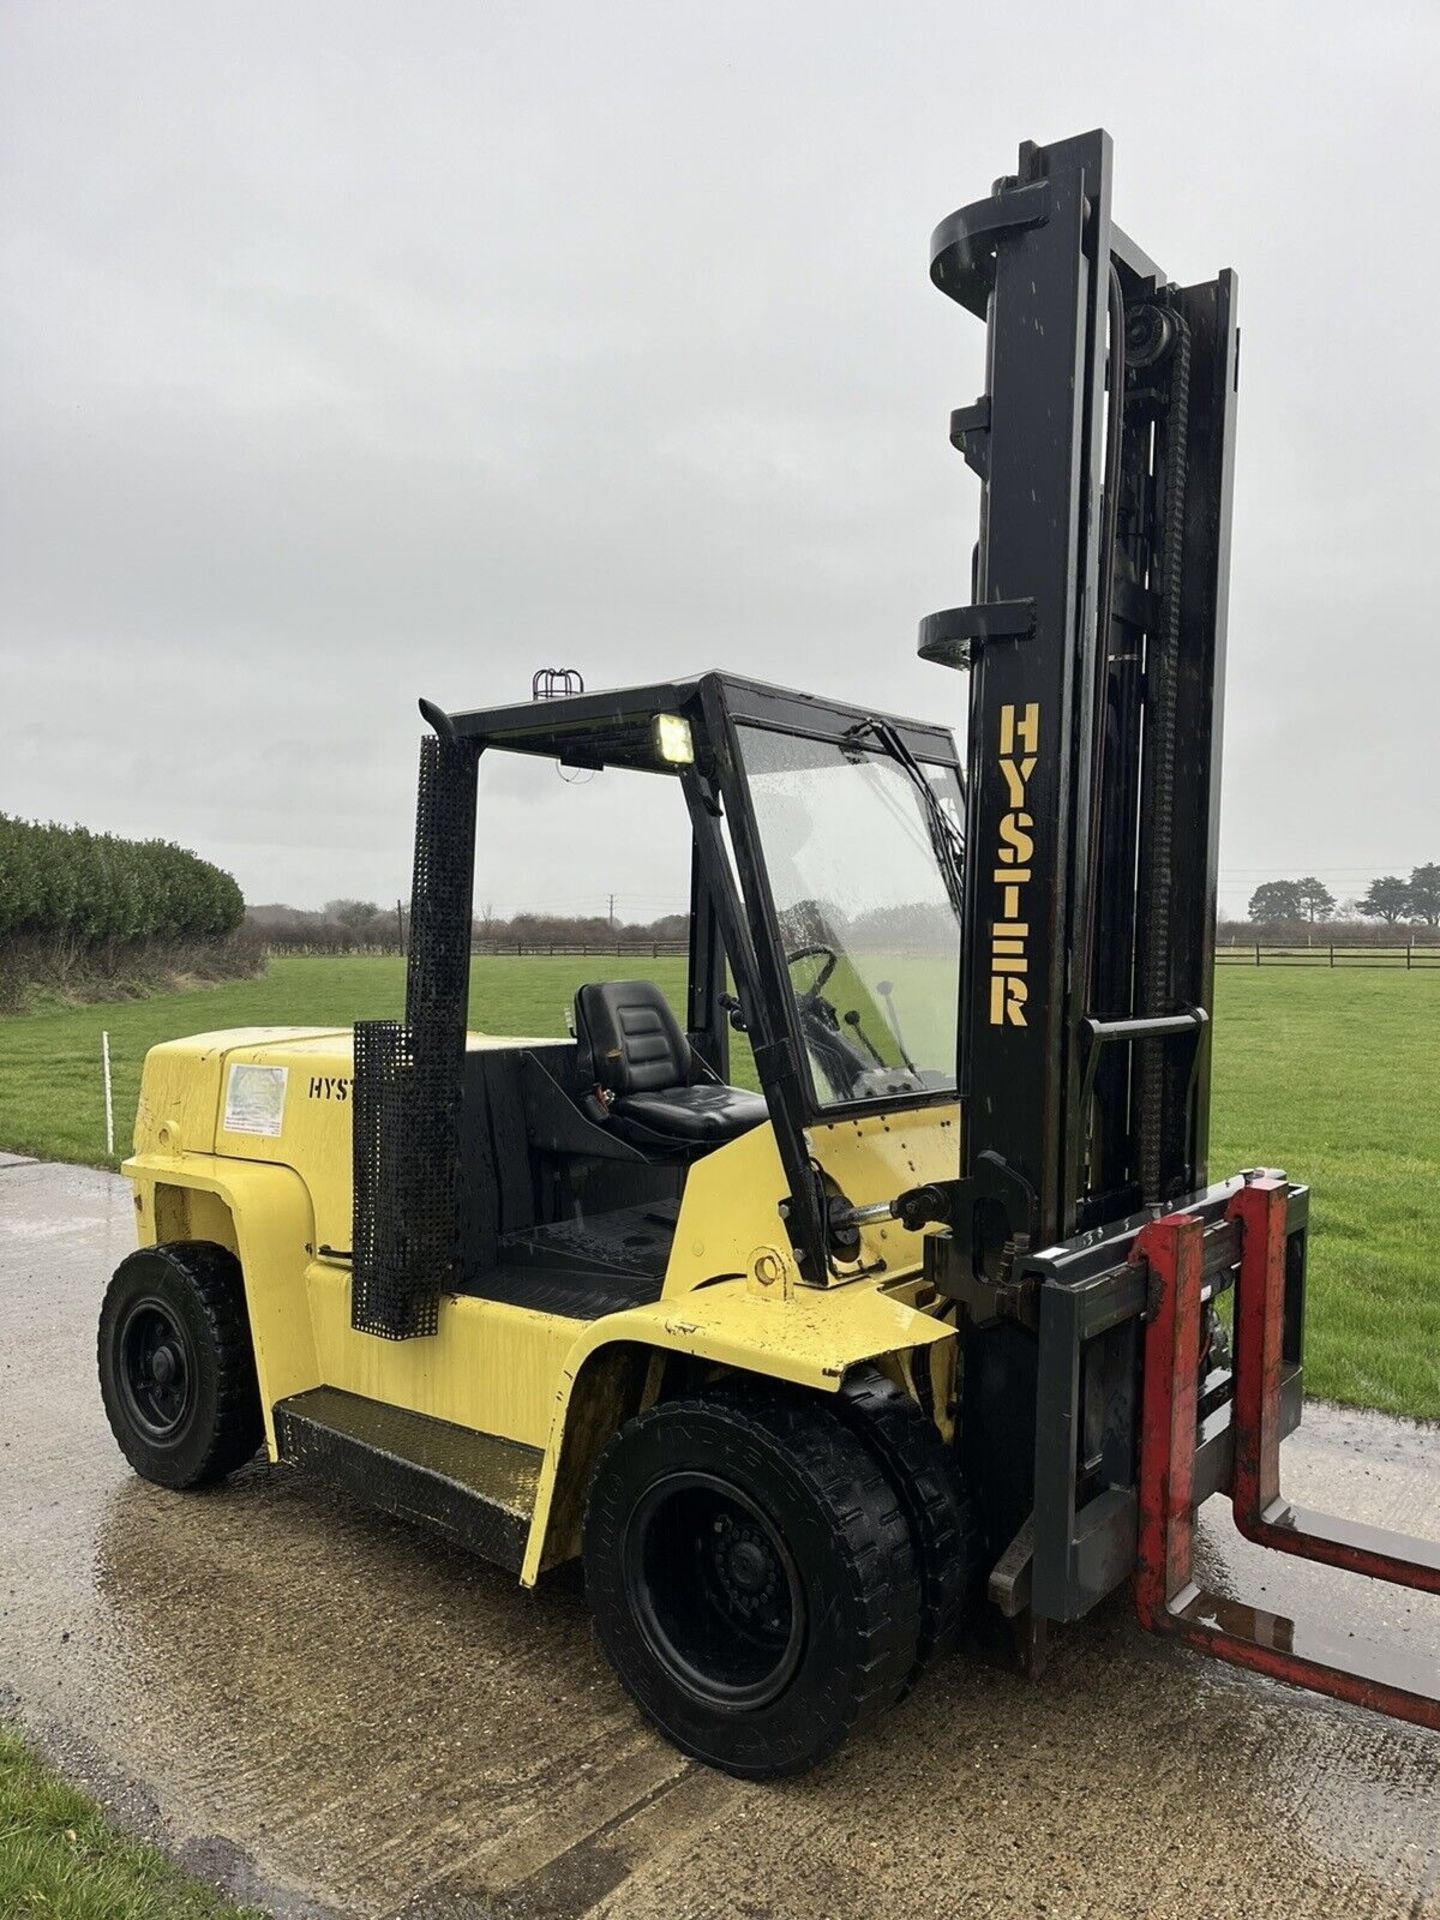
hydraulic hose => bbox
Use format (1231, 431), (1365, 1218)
(1083, 265), (1127, 1017)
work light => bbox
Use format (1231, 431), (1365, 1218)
(652, 713), (694, 765)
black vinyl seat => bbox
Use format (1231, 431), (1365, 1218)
(574, 980), (768, 1150)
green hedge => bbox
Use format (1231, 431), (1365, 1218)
(0, 815), (243, 945)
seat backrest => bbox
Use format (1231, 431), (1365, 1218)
(575, 980), (690, 1095)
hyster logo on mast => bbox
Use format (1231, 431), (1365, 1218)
(990, 701), (1039, 1026)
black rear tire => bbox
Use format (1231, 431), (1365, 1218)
(583, 1388), (921, 1779)
(98, 1242), (263, 1489)
(838, 1366), (978, 1692)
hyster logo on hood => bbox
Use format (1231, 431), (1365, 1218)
(990, 701), (1039, 1027)
(307, 1075), (353, 1101)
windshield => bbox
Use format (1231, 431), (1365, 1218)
(735, 724), (963, 1110)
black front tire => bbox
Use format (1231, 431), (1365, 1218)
(98, 1242), (263, 1489)
(839, 1365), (978, 1691)
(583, 1389), (922, 1779)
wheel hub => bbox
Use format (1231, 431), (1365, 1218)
(627, 1471), (805, 1709)
(117, 1299), (192, 1440)
(710, 1512), (781, 1621)
(728, 1540), (768, 1592)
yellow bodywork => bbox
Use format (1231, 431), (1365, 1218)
(125, 1025), (960, 1583)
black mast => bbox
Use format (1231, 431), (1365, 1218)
(921, 129), (1239, 1285)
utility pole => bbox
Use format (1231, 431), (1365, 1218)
(608, 892), (615, 936)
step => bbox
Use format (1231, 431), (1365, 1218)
(273, 1386), (542, 1572)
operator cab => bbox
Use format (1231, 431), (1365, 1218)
(374, 671), (964, 1326)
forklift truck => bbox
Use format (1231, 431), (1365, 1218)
(99, 129), (1438, 1778)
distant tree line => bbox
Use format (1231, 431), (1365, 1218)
(246, 863), (1440, 962)
(249, 898), (963, 954)
(243, 900), (407, 953)
(477, 909), (689, 949)
(246, 900), (691, 953)
(1246, 863), (1440, 931)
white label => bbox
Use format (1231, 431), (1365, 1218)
(224, 1063), (288, 1138)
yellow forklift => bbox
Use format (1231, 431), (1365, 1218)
(99, 129), (1438, 1778)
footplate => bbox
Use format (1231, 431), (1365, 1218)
(1133, 1177), (1440, 1731)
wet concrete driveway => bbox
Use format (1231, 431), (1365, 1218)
(2, 1156), (1437, 1919)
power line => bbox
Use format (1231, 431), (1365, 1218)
(1219, 863), (1425, 873)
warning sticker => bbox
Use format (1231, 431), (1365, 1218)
(223, 1063), (288, 1138)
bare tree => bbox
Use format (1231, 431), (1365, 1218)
(325, 899), (383, 932)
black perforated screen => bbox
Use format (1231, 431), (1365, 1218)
(350, 732), (479, 1340)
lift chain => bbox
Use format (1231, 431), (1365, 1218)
(1135, 305), (1193, 1203)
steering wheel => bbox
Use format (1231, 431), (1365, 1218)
(785, 943), (839, 993)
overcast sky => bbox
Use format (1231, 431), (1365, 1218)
(3, 1), (1437, 921)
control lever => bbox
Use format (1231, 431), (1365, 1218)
(875, 979), (918, 1076)
(842, 1008), (888, 1067)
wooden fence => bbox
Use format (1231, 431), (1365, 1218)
(260, 940), (690, 959)
(472, 941), (689, 958)
(261, 938), (1438, 968)
(1216, 943), (1440, 969)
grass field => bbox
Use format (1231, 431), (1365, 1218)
(0, 1724), (262, 1920)
(1, 956), (1435, 1420)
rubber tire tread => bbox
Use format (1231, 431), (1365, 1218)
(583, 1387), (922, 1779)
(839, 1365), (977, 1691)
(98, 1241), (263, 1489)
